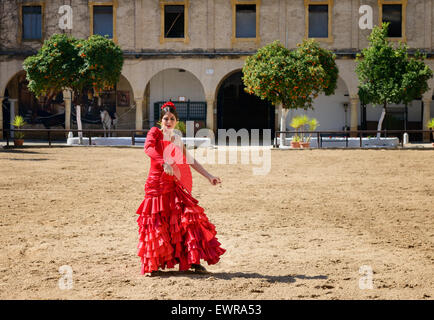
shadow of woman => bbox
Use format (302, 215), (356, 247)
(146, 270), (328, 284)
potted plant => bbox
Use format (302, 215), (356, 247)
(290, 116), (303, 148)
(291, 115), (319, 148)
(291, 135), (301, 148)
(12, 115), (26, 147)
(290, 116), (306, 148)
(427, 118), (434, 146)
(301, 117), (319, 148)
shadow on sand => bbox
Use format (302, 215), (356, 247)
(0, 148), (46, 154)
(147, 270), (328, 284)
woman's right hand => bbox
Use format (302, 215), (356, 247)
(163, 162), (174, 176)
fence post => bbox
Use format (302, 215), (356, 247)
(88, 132), (92, 146)
(359, 132), (362, 148)
(6, 130), (9, 147)
(132, 131), (135, 146)
(187, 100), (190, 121)
(48, 130), (51, 147)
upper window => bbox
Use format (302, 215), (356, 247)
(160, 1), (189, 43)
(304, 0), (334, 43)
(308, 5), (328, 38)
(89, 2), (117, 43)
(94, 6), (113, 38)
(236, 4), (256, 38)
(21, 5), (43, 41)
(379, 0), (407, 41)
(231, 0), (261, 45)
(164, 5), (185, 38)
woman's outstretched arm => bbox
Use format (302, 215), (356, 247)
(183, 145), (221, 185)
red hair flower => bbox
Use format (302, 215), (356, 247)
(161, 101), (176, 110)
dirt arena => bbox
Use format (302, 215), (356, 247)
(0, 145), (433, 300)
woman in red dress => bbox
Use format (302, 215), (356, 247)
(136, 101), (226, 276)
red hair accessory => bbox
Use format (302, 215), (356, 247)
(161, 101), (176, 110)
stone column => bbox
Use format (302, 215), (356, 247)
(205, 95), (215, 132)
(349, 95), (359, 137)
(135, 97), (143, 132)
(9, 99), (17, 139)
(63, 90), (72, 132)
(422, 96), (432, 142)
(0, 97), (3, 139)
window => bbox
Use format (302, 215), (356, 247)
(20, 3), (44, 42)
(231, 0), (261, 45)
(236, 5), (256, 38)
(89, 2), (117, 43)
(304, 0), (334, 43)
(164, 5), (184, 38)
(378, 0), (407, 41)
(94, 6), (113, 38)
(160, 1), (189, 43)
(308, 5), (328, 38)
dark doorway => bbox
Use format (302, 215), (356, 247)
(217, 71), (274, 142)
(2, 89), (10, 138)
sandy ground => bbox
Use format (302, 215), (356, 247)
(0, 145), (433, 300)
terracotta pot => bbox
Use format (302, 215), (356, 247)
(300, 142), (310, 148)
(290, 141), (300, 148)
(14, 139), (24, 147)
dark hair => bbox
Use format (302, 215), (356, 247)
(159, 105), (179, 122)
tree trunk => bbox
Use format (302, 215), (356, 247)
(280, 106), (289, 147)
(377, 103), (387, 139)
(74, 89), (84, 145)
(76, 105), (83, 145)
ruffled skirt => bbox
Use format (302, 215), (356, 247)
(136, 183), (226, 274)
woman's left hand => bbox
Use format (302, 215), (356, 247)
(208, 175), (221, 185)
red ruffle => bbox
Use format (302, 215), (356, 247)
(136, 184), (225, 274)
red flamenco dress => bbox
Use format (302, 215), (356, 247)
(136, 126), (226, 274)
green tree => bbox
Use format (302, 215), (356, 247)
(242, 39), (338, 145)
(23, 33), (124, 106)
(356, 22), (433, 138)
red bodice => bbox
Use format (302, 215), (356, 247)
(144, 126), (192, 196)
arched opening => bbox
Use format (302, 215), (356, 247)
(70, 74), (135, 132)
(146, 68), (206, 132)
(216, 70), (275, 136)
(1, 72), (135, 138)
(2, 70), (66, 139)
(285, 76), (351, 131)
(363, 97), (427, 142)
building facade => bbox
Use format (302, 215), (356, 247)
(1, 0), (433, 141)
